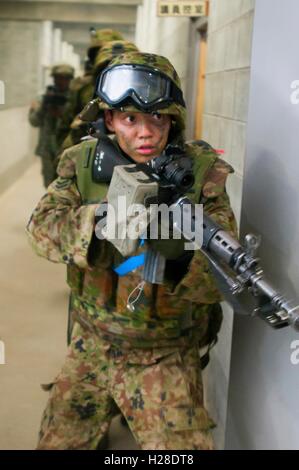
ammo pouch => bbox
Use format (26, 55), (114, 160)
(76, 137), (107, 205)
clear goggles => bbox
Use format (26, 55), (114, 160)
(95, 64), (185, 111)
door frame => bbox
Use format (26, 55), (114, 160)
(185, 17), (208, 140)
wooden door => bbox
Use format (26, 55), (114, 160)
(194, 33), (207, 139)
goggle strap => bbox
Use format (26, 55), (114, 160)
(170, 82), (186, 108)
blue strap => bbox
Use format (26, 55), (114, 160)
(113, 253), (145, 276)
(113, 238), (146, 276)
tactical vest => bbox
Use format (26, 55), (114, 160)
(67, 137), (221, 349)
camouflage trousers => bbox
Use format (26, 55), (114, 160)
(37, 322), (215, 450)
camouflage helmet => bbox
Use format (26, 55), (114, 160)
(97, 51), (186, 132)
(51, 64), (74, 78)
(88, 28), (124, 62)
(93, 40), (139, 76)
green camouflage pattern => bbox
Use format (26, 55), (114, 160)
(28, 86), (72, 187)
(69, 73), (92, 93)
(89, 28), (124, 52)
(93, 40), (139, 76)
(97, 52), (186, 132)
(26, 140), (237, 346)
(109, 52), (182, 90)
(37, 322), (214, 450)
(51, 64), (74, 78)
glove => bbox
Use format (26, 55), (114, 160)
(146, 220), (188, 260)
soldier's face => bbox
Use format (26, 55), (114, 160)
(54, 76), (71, 92)
(104, 110), (171, 163)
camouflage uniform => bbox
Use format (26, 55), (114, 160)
(26, 52), (237, 450)
(29, 64), (74, 187)
(38, 322), (214, 450)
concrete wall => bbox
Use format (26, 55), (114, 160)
(203, 0), (255, 221)
(0, 1), (138, 25)
(226, 0), (299, 449)
(0, 107), (37, 194)
(0, 20), (42, 109)
(201, 0), (255, 449)
(56, 21), (136, 62)
(39, 21), (81, 84)
(0, 20), (41, 194)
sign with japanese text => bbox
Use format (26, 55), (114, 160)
(157, 0), (208, 17)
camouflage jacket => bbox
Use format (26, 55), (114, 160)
(26, 140), (237, 347)
(29, 86), (71, 158)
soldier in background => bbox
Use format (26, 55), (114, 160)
(29, 64), (74, 187)
(57, 39), (139, 155)
(56, 29), (124, 150)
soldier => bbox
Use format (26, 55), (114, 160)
(56, 29), (125, 150)
(26, 52), (237, 450)
(29, 64), (74, 187)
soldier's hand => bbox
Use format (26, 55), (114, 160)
(147, 237), (186, 260)
(30, 100), (40, 111)
(146, 219), (187, 260)
(70, 116), (84, 130)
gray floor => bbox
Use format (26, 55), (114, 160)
(0, 161), (138, 450)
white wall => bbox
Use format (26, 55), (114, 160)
(0, 20), (41, 194)
(0, 107), (37, 194)
(0, 20), (42, 109)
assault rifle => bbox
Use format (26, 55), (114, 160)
(42, 86), (68, 108)
(94, 136), (299, 332)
